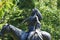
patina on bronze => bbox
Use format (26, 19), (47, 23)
(0, 8), (51, 40)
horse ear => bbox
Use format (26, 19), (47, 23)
(3, 24), (9, 27)
(5, 23), (9, 26)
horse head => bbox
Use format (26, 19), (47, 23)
(1, 24), (28, 40)
(1, 24), (10, 35)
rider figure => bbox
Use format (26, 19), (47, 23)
(26, 8), (43, 32)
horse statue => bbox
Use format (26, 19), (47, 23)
(0, 8), (51, 40)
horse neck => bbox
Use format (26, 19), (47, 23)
(8, 25), (20, 40)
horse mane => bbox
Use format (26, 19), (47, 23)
(27, 30), (43, 40)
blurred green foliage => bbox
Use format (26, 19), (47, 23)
(0, 0), (60, 40)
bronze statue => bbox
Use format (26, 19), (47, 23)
(0, 8), (51, 40)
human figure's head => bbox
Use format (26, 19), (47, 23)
(31, 8), (43, 21)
